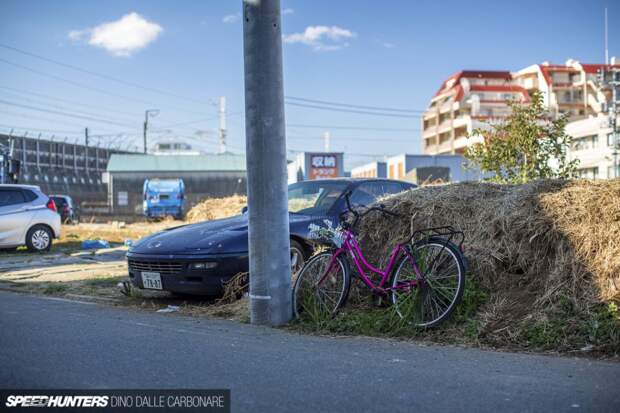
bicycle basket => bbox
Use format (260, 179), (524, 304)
(308, 219), (345, 248)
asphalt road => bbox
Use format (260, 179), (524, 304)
(1, 291), (619, 412)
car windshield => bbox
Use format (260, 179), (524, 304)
(51, 197), (67, 207)
(147, 180), (181, 192)
(288, 181), (348, 215)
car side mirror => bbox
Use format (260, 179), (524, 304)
(241, 206), (248, 214)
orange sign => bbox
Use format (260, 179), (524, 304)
(309, 154), (338, 180)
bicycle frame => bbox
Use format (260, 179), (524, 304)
(318, 229), (423, 295)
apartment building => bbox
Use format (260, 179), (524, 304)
(565, 115), (619, 179)
(422, 70), (529, 155)
(422, 60), (619, 163)
(513, 59), (610, 121)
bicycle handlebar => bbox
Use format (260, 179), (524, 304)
(339, 191), (401, 230)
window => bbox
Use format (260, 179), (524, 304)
(0, 189), (26, 207)
(350, 182), (405, 206)
(571, 135), (598, 151)
(608, 133), (618, 148)
(22, 190), (37, 202)
(577, 167), (599, 180)
(287, 181), (348, 215)
(608, 165), (620, 179)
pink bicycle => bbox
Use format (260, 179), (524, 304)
(293, 191), (466, 328)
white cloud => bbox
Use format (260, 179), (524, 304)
(222, 13), (240, 24)
(283, 25), (355, 51)
(68, 12), (163, 57)
(68, 30), (85, 41)
(282, 8), (294, 15)
(383, 42), (396, 49)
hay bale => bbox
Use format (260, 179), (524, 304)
(186, 195), (247, 223)
(356, 179), (620, 347)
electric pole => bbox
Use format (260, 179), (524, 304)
(243, 0), (292, 326)
(143, 109), (159, 154)
(598, 64), (620, 178)
(219, 96), (227, 154)
(85, 127), (89, 147)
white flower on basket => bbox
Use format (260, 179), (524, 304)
(308, 219), (344, 248)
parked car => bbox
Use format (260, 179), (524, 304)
(0, 184), (61, 252)
(49, 195), (78, 224)
(143, 178), (186, 220)
(127, 178), (415, 296)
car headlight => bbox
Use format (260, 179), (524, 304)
(190, 262), (218, 270)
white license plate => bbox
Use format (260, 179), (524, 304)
(142, 272), (162, 290)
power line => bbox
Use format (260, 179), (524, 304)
(0, 124), (83, 135)
(156, 111), (243, 129)
(0, 109), (93, 130)
(285, 101), (420, 118)
(0, 91), (139, 125)
(0, 99), (138, 128)
(286, 123), (419, 132)
(0, 57), (156, 106)
(285, 96), (423, 113)
(0, 42), (213, 105)
(0, 58), (208, 116)
(287, 134), (414, 143)
(0, 85), (142, 119)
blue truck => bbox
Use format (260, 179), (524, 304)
(143, 178), (186, 220)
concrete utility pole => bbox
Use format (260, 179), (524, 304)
(598, 64), (620, 178)
(242, 0), (292, 326)
(219, 96), (227, 154)
(143, 109), (159, 154)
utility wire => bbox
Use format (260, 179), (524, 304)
(286, 123), (418, 132)
(285, 101), (420, 118)
(285, 96), (423, 113)
(0, 91), (138, 125)
(0, 58), (208, 116)
(0, 85), (142, 119)
(0, 43), (212, 105)
(286, 134), (414, 143)
(0, 99), (138, 128)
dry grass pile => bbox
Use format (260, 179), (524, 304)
(356, 179), (620, 353)
(186, 195), (247, 223)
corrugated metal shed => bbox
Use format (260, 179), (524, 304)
(107, 154), (246, 172)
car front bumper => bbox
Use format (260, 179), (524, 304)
(126, 252), (248, 296)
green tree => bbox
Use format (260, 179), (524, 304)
(465, 90), (579, 184)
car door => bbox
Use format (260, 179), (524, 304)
(0, 188), (34, 246)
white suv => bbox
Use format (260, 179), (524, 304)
(0, 184), (61, 252)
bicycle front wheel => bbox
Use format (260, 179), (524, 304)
(391, 238), (465, 328)
(293, 252), (350, 320)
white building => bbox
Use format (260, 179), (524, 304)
(566, 115), (619, 179)
(385, 154), (481, 182)
(350, 161), (387, 178)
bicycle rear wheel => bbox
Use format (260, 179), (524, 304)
(293, 252), (350, 319)
(391, 237), (465, 328)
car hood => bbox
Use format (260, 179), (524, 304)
(129, 213), (319, 256)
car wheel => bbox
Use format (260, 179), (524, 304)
(26, 225), (53, 252)
(290, 240), (306, 279)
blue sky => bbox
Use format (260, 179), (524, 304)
(0, 0), (617, 169)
